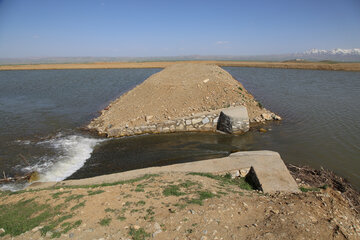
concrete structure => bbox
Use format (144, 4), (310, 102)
(29, 150), (299, 193)
(217, 106), (250, 133)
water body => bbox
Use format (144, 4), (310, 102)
(0, 67), (359, 190)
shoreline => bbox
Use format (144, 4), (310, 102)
(1, 60), (360, 71)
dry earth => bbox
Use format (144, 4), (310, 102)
(0, 172), (359, 240)
(88, 63), (275, 135)
(1, 61), (360, 72)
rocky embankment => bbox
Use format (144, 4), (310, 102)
(88, 63), (280, 137)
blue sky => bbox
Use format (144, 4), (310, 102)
(0, 0), (359, 58)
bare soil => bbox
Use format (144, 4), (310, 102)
(1, 60), (360, 72)
(88, 63), (275, 135)
(1, 171), (359, 240)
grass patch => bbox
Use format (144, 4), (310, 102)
(64, 194), (85, 202)
(118, 216), (126, 221)
(238, 87), (243, 91)
(70, 201), (86, 211)
(179, 180), (199, 188)
(144, 206), (155, 221)
(99, 217), (112, 226)
(163, 185), (186, 196)
(40, 214), (73, 237)
(135, 184), (145, 192)
(174, 203), (187, 209)
(186, 190), (216, 206)
(87, 189), (105, 195)
(61, 220), (82, 234)
(299, 186), (320, 192)
(257, 102), (263, 108)
(105, 208), (117, 213)
(188, 172), (253, 190)
(0, 198), (57, 237)
(129, 227), (150, 240)
(51, 191), (71, 199)
(136, 200), (146, 206)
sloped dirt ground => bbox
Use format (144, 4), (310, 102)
(1, 170), (359, 240)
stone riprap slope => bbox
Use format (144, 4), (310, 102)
(88, 63), (280, 137)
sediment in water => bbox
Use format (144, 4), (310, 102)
(87, 63), (280, 137)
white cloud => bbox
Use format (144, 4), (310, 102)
(216, 41), (229, 45)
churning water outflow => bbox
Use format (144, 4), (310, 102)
(1, 133), (105, 191)
(0, 67), (359, 191)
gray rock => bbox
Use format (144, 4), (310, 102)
(192, 118), (203, 125)
(69, 233), (74, 238)
(202, 117), (210, 124)
(185, 120), (192, 125)
(230, 170), (240, 179)
(261, 113), (273, 120)
(217, 111), (232, 133)
(154, 222), (161, 231)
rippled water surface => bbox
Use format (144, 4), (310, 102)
(0, 67), (359, 190)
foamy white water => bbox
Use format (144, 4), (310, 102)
(36, 135), (104, 182)
(1, 134), (104, 191)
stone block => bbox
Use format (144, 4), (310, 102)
(217, 106), (249, 134)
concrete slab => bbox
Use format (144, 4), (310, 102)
(28, 150), (299, 193)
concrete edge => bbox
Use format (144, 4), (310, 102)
(27, 150), (299, 194)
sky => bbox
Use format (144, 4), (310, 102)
(0, 0), (359, 58)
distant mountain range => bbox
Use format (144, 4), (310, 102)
(303, 48), (360, 55)
(296, 48), (360, 61)
(1, 48), (359, 65)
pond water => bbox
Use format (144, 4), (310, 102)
(0, 67), (359, 190)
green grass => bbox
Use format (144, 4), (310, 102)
(117, 216), (126, 221)
(99, 217), (112, 226)
(105, 208), (117, 213)
(70, 201), (86, 211)
(61, 220), (82, 234)
(87, 189), (105, 195)
(299, 186), (320, 192)
(188, 172), (253, 191)
(144, 206), (155, 221)
(163, 185), (186, 196)
(0, 198), (58, 237)
(257, 102), (263, 108)
(136, 200), (146, 206)
(179, 180), (199, 188)
(51, 191), (71, 199)
(40, 214), (73, 237)
(0, 174), (159, 197)
(186, 191), (215, 206)
(238, 86), (243, 91)
(64, 194), (85, 202)
(128, 227), (150, 240)
(135, 184), (145, 192)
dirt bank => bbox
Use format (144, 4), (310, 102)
(88, 63), (277, 136)
(1, 60), (360, 71)
(1, 171), (359, 239)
